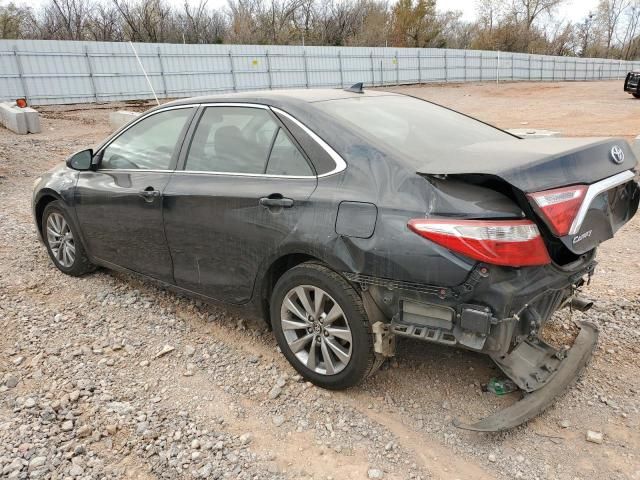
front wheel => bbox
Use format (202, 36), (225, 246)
(42, 201), (95, 276)
(270, 262), (377, 390)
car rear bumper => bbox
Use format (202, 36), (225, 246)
(351, 253), (596, 355)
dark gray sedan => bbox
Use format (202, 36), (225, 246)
(33, 88), (639, 431)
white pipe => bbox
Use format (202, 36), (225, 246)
(129, 41), (160, 106)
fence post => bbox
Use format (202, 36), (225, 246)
(417, 49), (422, 84)
(463, 50), (467, 82)
(370, 50), (375, 86)
(540, 57), (543, 80)
(395, 50), (399, 85)
(156, 46), (167, 98)
(265, 49), (272, 89)
(228, 49), (237, 91)
(444, 49), (448, 83)
(511, 53), (514, 80)
(338, 50), (344, 88)
(12, 45), (29, 104)
(303, 49), (309, 88)
(84, 46), (98, 103)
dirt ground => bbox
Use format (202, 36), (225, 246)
(0, 80), (639, 480)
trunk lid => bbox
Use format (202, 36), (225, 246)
(418, 137), (639, 256)
(420, 137), (636, 193)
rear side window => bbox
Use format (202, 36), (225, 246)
(101, 108), (193, 170)
(185, 107), (278, 174)
(266, 128), (313, 176)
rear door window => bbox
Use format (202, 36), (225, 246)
(185, 107), (278, 174)
(265, 128), (314, 176)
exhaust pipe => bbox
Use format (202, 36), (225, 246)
(570, 296), (594, 312)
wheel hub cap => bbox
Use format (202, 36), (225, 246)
(280, 285), (353, 376)
(46, 212), (75, 268)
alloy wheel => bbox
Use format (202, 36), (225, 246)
(280, 285), (353, 375)
(46, 212), (76, 268)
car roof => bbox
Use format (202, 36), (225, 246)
(162, 88), (401, 109)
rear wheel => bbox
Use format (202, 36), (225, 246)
(42, 201), (94, 276)
(271, 262), (377, 389)
(633, 93), (640, 98)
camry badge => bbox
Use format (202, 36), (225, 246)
(610, 145), (625, 164)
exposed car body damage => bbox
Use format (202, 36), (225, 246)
(32, 88), (640, 431)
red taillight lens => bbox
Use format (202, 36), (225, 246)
(527, 185), (587, 236)
(408, 219), (551, 267)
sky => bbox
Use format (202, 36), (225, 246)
(7, 0), (602, 24)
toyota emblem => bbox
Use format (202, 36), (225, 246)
(610, 145), (625, 164)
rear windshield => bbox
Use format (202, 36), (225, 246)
(314, 95), (511, 166)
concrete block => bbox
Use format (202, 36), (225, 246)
(110, 110), (140, 130)
(0, 102), (28, 135)
(507, 128), (561, 139)
(23, 107), (41, 133)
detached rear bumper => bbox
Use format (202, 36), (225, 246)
(454, 321), (598, 432)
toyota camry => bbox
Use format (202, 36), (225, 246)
(32, 86), (639, 430)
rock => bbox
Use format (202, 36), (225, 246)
(488, 453), (497, 462)
(105, 424), (117, 436)
(239, 433), (252, 445)
(4, 374), (19, 388)
(139, 360), (149, 367)
(77, 425), (92, 438)
(12, 356), (24, 366)
(268, 386), (282, 399)
(61, 420), (74, 432)
(198, 463), (213, 477)
(184, 345), (196, 356)
(559, 419), (571, 429)
(68, 464), (84, 477)
(29, 456), (47, 469)
(155, 345), (175, 358)
(191, 439), (201, 449)
(586, 431), (603, 444)
(368, 468), (384, 479)
(24, 397), (36, 408)
(272, 415), (285, 427)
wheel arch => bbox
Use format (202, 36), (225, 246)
(258, 252), (340, 326)
(34, 189), (64, 237)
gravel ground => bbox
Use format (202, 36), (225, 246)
(1, 80), (639, 480)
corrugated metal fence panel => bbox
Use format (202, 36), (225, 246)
(2, 39), (640, 105)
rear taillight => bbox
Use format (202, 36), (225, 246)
(527, 185), (587, 236)
(408, 219), (551, 267)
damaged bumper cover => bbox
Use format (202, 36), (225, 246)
(454, 321), (598, 432)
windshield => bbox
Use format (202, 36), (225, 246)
(314, 95), (511, 167)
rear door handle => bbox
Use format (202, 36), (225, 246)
(259, 196), (294, 208)
(139, 187), (161, 202)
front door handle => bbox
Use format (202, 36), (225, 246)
(259, 196), (294, 208)
(139, 187), (161, 203)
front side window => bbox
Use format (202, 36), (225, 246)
(101, 108), (193, 170)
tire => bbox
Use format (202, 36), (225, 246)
(42, 200), (95, 276)
(270, 262), (377, 390)
(633, 93), (640, 98)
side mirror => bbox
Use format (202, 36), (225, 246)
(66, 149), (94, 171)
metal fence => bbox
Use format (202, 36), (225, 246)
(2, 39), (640, 106)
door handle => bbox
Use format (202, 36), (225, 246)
(139, 187), (161, 202)
(259, 196), (294, 208)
